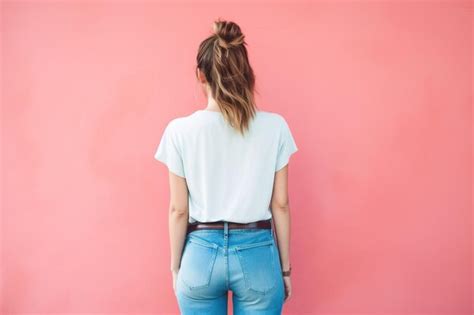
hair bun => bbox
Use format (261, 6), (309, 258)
(212, 19), (245, 49)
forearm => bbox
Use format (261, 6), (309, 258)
(169, 208), (189, 272)
(271, 206), (291, 270)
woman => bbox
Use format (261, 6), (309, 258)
(154, 19), (298, 314)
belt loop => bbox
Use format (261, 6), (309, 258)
(224, 221), (229, 236)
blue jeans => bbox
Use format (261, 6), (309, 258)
(175, 221), (285, 314)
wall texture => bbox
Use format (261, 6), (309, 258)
(1, 1), (472, 314)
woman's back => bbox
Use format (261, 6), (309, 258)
(154, 109), (298, 224)
(161, 19), (295, 311)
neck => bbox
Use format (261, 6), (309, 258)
(206, 96), (221, 112)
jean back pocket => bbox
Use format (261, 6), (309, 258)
(235, 238), (277, 294)
(178, 237), (218, 290)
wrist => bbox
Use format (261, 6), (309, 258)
(282, 264), (292, 277)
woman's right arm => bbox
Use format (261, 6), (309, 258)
(271, 164), (292, 272)
(271, 164), (292, 302)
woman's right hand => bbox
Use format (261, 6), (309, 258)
(283, 276), (292, 302)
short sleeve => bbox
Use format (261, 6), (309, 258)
(154, 121), (185, 178)
(275, 116), (298, 172)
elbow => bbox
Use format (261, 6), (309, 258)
(271, 201), (290, 213)
(169, 206), (189, 218)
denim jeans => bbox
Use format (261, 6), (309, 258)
(175, 221), (285, 314)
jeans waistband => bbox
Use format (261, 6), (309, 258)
(187, 219), (273, 234)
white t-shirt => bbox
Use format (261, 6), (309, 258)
(154, 109), (298, 224)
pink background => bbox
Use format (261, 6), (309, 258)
(1, 1), (472, 314)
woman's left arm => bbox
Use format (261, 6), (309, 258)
(168, 171), (189, 273)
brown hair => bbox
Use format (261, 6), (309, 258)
(196, 19), (258, 136)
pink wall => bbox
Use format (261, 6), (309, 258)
(1, 1), (472, 314)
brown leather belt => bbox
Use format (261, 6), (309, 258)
(187, 219), (272, 234)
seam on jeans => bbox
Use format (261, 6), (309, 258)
(226, 248), (230, 290)
(234, 239), (274, 250)
(188, 237), (219, 249)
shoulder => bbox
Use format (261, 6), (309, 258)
(256, 110), (289, 128)
(164, 111), (199, 135)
